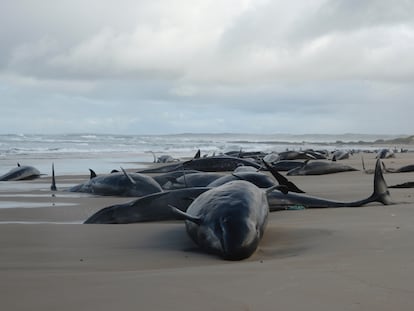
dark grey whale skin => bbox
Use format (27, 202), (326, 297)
(171, 180), (269, 260)
(139, 156), (261, 173)
(0, 165), (41, 181)
(84, 187), (211, 224)
(69, 171), (163, 197)
(268, 159), (392, 210)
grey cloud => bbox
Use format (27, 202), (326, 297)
(0, 0), (413, 135)
(293, 0), (414, 39)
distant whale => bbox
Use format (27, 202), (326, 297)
(286, 160), (358, 176)
(376, 148), (395, 159)
(332, 150), (350, 161)
(389, 181), (414, 188)
(152, 170), (201, 188)
(0, 163), (41, 181)
(162, 172), (225, 190)
(265, 160), (305, 172)
(207, 171), (276, 188)
(277, 150), (327, 161)
(139, 155), (262, 173)
(69, 168), (163, 197)
(381, 163), (414, 173)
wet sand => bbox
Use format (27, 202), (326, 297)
(1, 153), (414, 310)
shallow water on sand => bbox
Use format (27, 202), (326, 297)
(0, 201), (78, 209)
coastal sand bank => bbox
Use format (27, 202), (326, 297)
(0, 153), (413, 310)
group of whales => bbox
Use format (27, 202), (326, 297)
(82, 158), (392, 260)
(63, 152), (393, 260)
(2, 149), (412, 260)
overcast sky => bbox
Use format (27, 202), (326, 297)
(1, 0), (413, 135)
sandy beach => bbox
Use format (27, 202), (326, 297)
(1, 153), (414, 310)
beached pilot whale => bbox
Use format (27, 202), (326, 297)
(152, 170), (201, 188)
(389, 181), (414, 188)
(268, 159), (392, 210)
(170, 180), (271, 260)
(381, 162), (414, 173)
(84, 187), (211, 224)
(0, 163), (41, 181)
(139, 155), (262, 173)
(69, 168), (163, 197)
(286, 160), (358, 176)
(207, 171), (277, 188)
(162, 172), (225, 190)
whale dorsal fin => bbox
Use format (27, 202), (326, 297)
(169, 205), (202, 224)
(121, 167), (136, 185)
(89, 169), (97, 179)
(17, 162), (21, 167)
(194, 149), (201, 159)
(50, 163), (57, 191)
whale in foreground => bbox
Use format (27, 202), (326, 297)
(170, 180), (270, 260)
(0, 163), (41, 181)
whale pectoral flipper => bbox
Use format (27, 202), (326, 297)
(262, 160), (305, 193)
(169, 205), (202, 225)
(121, 167), (137, 185)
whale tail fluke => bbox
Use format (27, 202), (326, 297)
(368, 159), (392, 205)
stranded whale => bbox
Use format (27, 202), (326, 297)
(268, 159), (391, 210)
(0, 163), (41, 181)
(69, 168), (163, 197)
(170, 180), (270, 260)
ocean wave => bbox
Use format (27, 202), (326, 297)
(0, 133), (410, 158)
